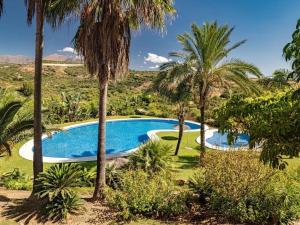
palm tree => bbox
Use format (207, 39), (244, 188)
(0, 0), (3, 16)
(155, 72), (192, 155)
(160, 22), (262, 161)
(0, 98), (34, 156)
(74, 0), (176, 201)
(25, 0), (45, 193)
(25, 0), (83, 194)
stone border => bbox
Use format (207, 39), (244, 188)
(196, 128), (249, 151)
(19, 118), (202, 163)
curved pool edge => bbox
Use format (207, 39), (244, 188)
(196, 128), (249, 151)
(19, 118), (202, 163)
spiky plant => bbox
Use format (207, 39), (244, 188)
(128, 141), (172, 174)
(0, 97), (33, 156)
(36, 163), (82, 201)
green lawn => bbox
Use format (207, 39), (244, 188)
(158, 131), (202, 180)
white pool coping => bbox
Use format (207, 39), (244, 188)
(196, 128), (249, 151)
(19, 118), (203, 163)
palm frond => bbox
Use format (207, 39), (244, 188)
(0, 101), (23, 132)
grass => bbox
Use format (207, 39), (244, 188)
(158, 131), (202, 180)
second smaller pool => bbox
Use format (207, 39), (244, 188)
(198, 129), (249, 150)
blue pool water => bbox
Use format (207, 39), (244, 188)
(206, 131), (249, 148)
(39, 119), (200, 159)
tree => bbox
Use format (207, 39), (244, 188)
(160, 22), (262, 161)
(215, 90), (300, 169)
(0, 0), (3, 16)
(258, 69), (290, 88)
(154, 71), (192, 155)
(74, 0), (175, 201)
(0, 96), (34, 156)
(25, 0), (83, 194)
(283, 19), (300, 82)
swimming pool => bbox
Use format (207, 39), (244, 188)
(19, 118), (201, 163)
(197, 128), (249, 150)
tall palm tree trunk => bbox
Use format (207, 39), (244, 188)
(199, 94), (206, 163)
(175, 112), (184, 156)
(93, 75), (108, 201)
(32, 0), (44, 194)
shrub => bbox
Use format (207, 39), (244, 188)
(37, 163), (82, 200)
(190, 151), (300, 224)
(17, 82), (33, 96)
(127, 141), (172, 174)
(0, 168), (32, 190)
(45, 192), (84, 221)
(105, 163), (121, 189)
(79, 166), (96, 187)
(106, 170), (189, 220)
(37, 164), (84, 221)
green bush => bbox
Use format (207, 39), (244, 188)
(106, 170), (189, 220)
(45, 192), (84, 221)
(127, 141), (172, 174)
(0, 168), (32, 190)
(79, 167), (96, 187)
(190, 151), (300, 224)
(17, 82), (33, 97)
(105, 163), (121, 189)
(37, 164), (84, 221)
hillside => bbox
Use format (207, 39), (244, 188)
(0, 64), (180, 124)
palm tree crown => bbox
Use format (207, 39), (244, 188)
(161, 22), (261, 95)
(74, 0), (175, 79)
(160, 22), (262, 156)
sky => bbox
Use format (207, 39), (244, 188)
(0, 0), (300, 75)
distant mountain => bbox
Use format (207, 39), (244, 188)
(0, 55), (33, 64)
(44, 53), (82, 63)
(0, 53), (83, 65)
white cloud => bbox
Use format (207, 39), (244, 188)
(149, 65), (160, 69)
(58, 47), (76, 54)
(144, 53), (170, 64)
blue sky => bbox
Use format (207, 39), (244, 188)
(0, 0), (299, 75)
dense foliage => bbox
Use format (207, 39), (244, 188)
(283, 19), (300, 81)
(0, 168), (32, 190)
(106, 170), (190, 220)
(0, 92), (34, 156)
(190, 151), (300, 224)
(127, 141), (172, 174)
(214, 90), (300, 168)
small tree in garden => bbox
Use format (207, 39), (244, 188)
(214, 90), (300, 169)
(284, 19), (300, 82)
(155, 71), (193, 155)
(160, 22), (262, 161)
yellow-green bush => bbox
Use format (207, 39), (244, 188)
(190, 151), (300, 224)
(106, 170), (190, 220)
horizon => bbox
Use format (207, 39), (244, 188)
(0, 0), (300, 75)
